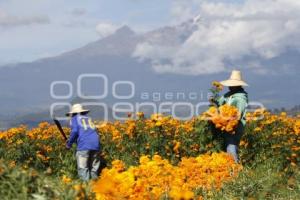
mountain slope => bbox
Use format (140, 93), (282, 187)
(0, 23), (299, 128)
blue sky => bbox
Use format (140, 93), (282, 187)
(0, 0), (246, 65)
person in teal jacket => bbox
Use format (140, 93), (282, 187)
(217, 70), (249, 163)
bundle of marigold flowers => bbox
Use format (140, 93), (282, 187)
(201, 104), (240, 134)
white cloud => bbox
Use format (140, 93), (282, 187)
(133, 0), (300, 75)
(95, 22), (120, 38)
(170, 1), (194, 23)
(0, 9), (50, 27)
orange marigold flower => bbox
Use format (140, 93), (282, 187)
(62, 175), (72, 184)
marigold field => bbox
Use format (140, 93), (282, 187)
(0, 110), (299, 199)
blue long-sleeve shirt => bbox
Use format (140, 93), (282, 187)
(67, 114), (100, 151)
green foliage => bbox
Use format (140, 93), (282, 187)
(210, 158), (300, 200)
(0, 113), (299, 199)
(0, 160), (87, 200)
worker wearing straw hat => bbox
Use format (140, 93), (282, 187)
(217, 70), (249, 163)
(66, 104), (101, 181)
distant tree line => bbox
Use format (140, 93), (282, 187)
(269, 105), (300, 116)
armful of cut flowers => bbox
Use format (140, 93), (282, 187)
(200, 104), (240, 134)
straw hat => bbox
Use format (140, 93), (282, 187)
(66, 104), (89, 116)
(220, 70), (248, 87)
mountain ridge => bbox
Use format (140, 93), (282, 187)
(0, 20), (299, 129)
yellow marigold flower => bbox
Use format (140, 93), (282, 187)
(99, 122), (108, 128)
(240, 140), (248, 147)
(169, 187), (194, 200)
(151, 113), (163, 121)
(112, 160), (125, 172)
(62, 175), (72, 184)
(280, 112), (287, 117)
(173, 141), (181, 154)
(139, 155), (150, 165)
(93, 176), (117, 199)
(254, 127), (262, 132)
(73, 184), (82, 191)
(136, 112), (145, 119)
(293, 120), (300, 135)
(155, 121), (162, 127)
(212, 81), (223, 92)
(16, 139), (24, 145)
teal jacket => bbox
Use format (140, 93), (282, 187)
(217, 89), (248, 127)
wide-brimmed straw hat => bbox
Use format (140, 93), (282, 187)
(66, 104), (89, 116)
(220, 70), (248, 87)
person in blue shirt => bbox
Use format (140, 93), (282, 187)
(66, 104), (101, 181)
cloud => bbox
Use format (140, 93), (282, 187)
(63, 20), (87, 28)
(170, 0), (200, 24)
(95, 22), (120, 38)
(0, 9), (50, 27)
(70, 8), (87, 17)
(133, 0), (300, 75)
